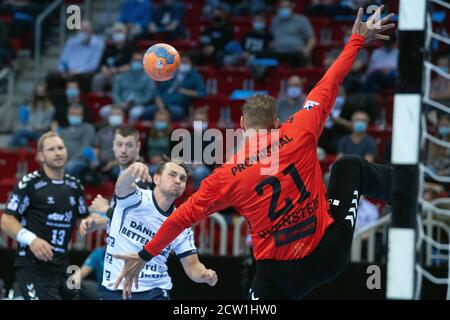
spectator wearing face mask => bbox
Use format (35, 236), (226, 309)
(146, 108), (173, 174)
(324, 33), (370, 95)
(277, 75), (306, 123)
(9, 83), (55, 147)
(91, 106), (126, 182)
(91, 23), (135, 93)
(337, 110), (377, 162)
(189, 108), (214, 189)
(223, 13), (273, 67)
(270, 0), (316, 68)
(319, 86), (352, 154)
(57, 20), (105, 92)
(363, 32), (398, 93)
(59, 104), (96, 180)
(156, 54), (206, 121)
(191, 6), (234, 66)
(101, 51), (162, 124)
(50, 80), (91, 128)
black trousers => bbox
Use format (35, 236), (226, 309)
(16, 266), (79, 300)
(248, 155), (392, 300)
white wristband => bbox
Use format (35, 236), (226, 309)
(16, 228), (37, 246)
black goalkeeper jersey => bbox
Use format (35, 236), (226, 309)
(4, 169), (89, 272)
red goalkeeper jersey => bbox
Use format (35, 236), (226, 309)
(144, 34), (365, 261)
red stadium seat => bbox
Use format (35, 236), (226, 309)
(367, 125), (392, 162)
(278, 67), (324, 91)
(83, 180), (114, 203)
(215, 68), (252, 95)
(320, 154), (336, 175)
(251, 68), (283, 96)
(196, 65), (216, 94)
(184, 0), (203, 17)
(231, 17), (253, 41)
(136, 39), (197, 53)
(329, 20), (353, 43)
(134, 122), (151, 147)
(228, 99), (245, 125)
(184, 17), (208, 42)
(136, 40), (157, 51)
(312, 42), (344, 68)
(293, 1), (308, 13)
(22, 148), (39, 173)
(309, 17), (332, 44)
(0, 178), (16, 203)
(80, 92), (112, 124)
(0, 149), (22, 179)
(0, 148), (40, 201)
(192, 94), (228, 123)
(380, 94), (394, 125)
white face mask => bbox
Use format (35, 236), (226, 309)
(108, 114), (123, 127)
(112, 32), (126, 43)
(287, 86), (302, 99)
(179, 63), (191, 74)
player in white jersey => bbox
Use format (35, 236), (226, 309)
(101, 157), (217, 300)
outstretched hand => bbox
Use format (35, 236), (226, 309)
(128, 162), (153, 185)
(352, 5), (395, 43)
(113, 253), (147, 300)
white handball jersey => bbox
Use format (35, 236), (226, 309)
(102, 188), (197, 292)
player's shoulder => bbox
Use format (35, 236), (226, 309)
(139, 187), (153, 198)
(16, 170), (42, 190)
(64, 173), (84, 189)
(115, 188), (146, 206)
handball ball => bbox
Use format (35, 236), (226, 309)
(143, 43), (180, 81)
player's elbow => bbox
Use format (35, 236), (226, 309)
(0, 212), (10, 232)
(1, 213), (16, 235)
(0, 212), (5, 232)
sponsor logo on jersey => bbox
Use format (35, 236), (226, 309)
(303, 100), (319, 110)
(107, 235), (115, 247)
(48, 211), (73, 222)
(78, 196), (87, 214)
(18, 196), (30, 215)
(65, 180), (78, 189)
(33, 181), (48, 189)
(106, 252), (113, 264)
(6, 193), (20, 211)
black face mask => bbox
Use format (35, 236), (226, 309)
(35, 95), (46, 100)
(213, 15), (223, 24)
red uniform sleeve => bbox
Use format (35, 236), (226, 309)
(290, 34), (365, 140)
(143, 169), (230, 257)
